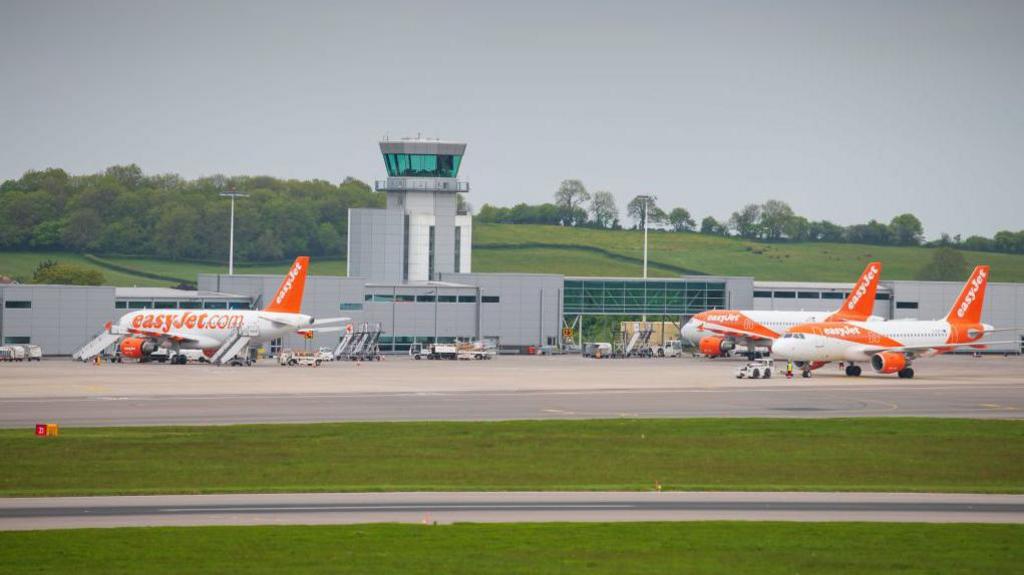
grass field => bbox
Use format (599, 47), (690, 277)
(475, 223), (1024, 281)
(0, 251), (347, 286)
(2, 419), (1021, 497)
(4, 224), (1024, 286)
(1, 522), (1021, 574)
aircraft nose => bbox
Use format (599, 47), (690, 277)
(681, 320), (698, 343)
(772, 339), (795, 359)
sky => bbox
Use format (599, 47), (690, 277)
(1, 0), (1021, 238)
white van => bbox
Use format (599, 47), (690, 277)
(20, 345), (42, 361)
(7, 345), (27, 361)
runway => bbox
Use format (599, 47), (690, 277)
(1, 382), (1022, 427)
(3, 491), (1022, 530)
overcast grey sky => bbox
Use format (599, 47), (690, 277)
(1, 0), (1021, 237)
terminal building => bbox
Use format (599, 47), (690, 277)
(2, 137), (1023, 356)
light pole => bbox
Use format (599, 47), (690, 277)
(636, 195), (652, 322)
(219, 190), (249, 275)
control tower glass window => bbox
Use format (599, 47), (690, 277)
(383, 154), (462, 178)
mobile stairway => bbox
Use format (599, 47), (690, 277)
(333, 323), (382, 361)
(72, 322), (125, 361)
(209, 324), (260, 366)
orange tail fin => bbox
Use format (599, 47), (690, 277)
(945, 265), (989, 324)
(828, 261), (882, 321)
(263, 256), (310, 313)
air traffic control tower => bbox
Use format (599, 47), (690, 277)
(347, 138), (472, 283)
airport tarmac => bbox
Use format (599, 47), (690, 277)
(0, 355), (1021, 426)
(2, 491), (1022, 530)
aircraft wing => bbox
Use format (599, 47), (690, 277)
(312, 316), (350, 325)
(699, 323), (772, 341)
(258, 314), (307, 328)
(297, 326), (345, 334)
(866, 340), (1016, 358)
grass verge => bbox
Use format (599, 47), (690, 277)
(1, 522), (1021, 574)
(1, 418), (1021, 497)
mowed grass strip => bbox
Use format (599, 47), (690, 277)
(2, 522), (1022, 574)
(2, 419), (1022, 496)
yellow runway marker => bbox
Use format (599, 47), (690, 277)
(979, 403), (1019, 411)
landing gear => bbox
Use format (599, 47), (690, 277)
(897, 367), (915, 379)
(173, 354), (188, 365)
(801, 370), (811, 378)
(845, 364), (862, 377)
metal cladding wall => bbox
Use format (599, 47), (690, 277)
(0, 285), (116, 355)
(347, 208), (405, 283)
(442, 273), (565, 347)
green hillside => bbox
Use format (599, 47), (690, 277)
(2, 223), (1023, 286)
(0, 252), (346, 287)
(474, 224), (1024, 282)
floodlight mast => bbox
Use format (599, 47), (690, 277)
(636, 195), (652, 322)
(219, 190), (250, 275)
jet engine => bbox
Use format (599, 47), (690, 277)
(870, 352), (907, 374)
(120, 337), (157, 359)
(699, 336), (734, 357)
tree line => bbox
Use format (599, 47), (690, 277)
(476, 179), (1024, 253)
(0, 165), (383, 261)
(3, 168), (1022, 262)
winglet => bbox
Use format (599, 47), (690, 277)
(263, 256), (310, 314)
(828, 261), (882, 321)
(945, 265), (989, 325)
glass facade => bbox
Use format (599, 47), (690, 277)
(563, 279), (726, 316)
(4, 301), (31, 309)
(428, 225), (435, 280)
(383, 154), (462, 178)
(454, 226), (461, 273)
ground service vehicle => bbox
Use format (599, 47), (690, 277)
(21, 344), (42, 361)
(736, 358), (774, 379)
(582, 342), (613, 358)
(774, 266), (1013, 378)
(681, 261), (882, 357)
(4, 345), (27, 361)
(410, 343), (458, 360)
(278, 350), (322, 367)
(457, 341), (496, 360)
(652, 339), (685, 358)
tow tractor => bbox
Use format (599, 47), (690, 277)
(278, 349), (323, 367)
(735, 358), (773, 379)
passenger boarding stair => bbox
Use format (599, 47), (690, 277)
(335, 322), (383, 361)
(210, 325), (259, 365)
(332, 331), (354, 359)
(624, 330), (642, 356)
(72, 323), (125, 361)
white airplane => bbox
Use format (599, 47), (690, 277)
(680, 261), (883, 358)
(772, 265), (1011, 378)
(78, 256), (346, 364)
